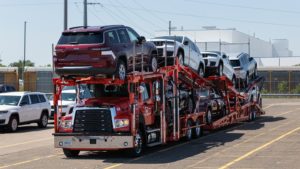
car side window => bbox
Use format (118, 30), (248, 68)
(20, 95), (30, 105)
(30, 95), (39, 104)
(117, 29), (130, 43)
(105, 30), (119, 44)
(38, 94), (46, 102)
(127, 28), (140, 43)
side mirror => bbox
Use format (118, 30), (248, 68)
(137, 36), (146, 44)
(183, 41), (189, 45)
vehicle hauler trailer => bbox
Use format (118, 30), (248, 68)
(52, 61), (265, 157)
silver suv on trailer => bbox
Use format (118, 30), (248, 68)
(228, 53), (257, 86)
(0, 92), (51, 132)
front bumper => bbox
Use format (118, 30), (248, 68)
(53, 134), (134, 150)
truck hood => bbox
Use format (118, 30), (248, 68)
(83, 97), (129, 109)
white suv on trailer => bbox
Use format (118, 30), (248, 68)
(0, 92), (51, 132)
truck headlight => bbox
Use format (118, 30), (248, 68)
(114, 119), (129, 128)
(0, 111), (8, 114)
(61, 120), (72, 129)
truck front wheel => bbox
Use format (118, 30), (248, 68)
(63, 149), (80, 158)
(128, 130), (143, 157)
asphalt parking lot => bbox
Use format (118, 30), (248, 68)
(0, 98), (300, 169)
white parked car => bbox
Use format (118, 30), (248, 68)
(0, 92), (51, 132)
(202, 51), (237, 87)
(149, 36), (205, 76)
(49, 85), (92, 119)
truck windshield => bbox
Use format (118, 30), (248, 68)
(93, 84), (129, 97)
(58, 32), (103, 44)
(230, 60), (240, 67)
(0, 96), (21, 106)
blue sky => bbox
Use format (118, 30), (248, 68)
(0, 0), (299, 66)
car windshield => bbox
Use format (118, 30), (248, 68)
(230, 60), (241, 67)
(58, 32), (103, 44)
(61, 93), (76, 101)
(0, 96), (21, 106)
(202, 53), (217, 58)
(154, 36), (183, 43)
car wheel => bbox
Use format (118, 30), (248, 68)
(254, 67), (258, 78)
(232, 76), (237, 88)
(38, 113), (48, 128)
(206, 109), (212, 124)
(116, 60), (126, 80)
(63, 149), (80, 158)
(218, 64), (223, 76)
(185, 120), (193, 141)
(177, 52), (184, 65)
(149, 56), (158, 72)
(128, 130), (143, 157)
(244, 74), (249, 87)
(193, 119), (202, 138)
(198, 65), (204, 77)
(8, 116), (18, 132)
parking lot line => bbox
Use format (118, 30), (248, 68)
(218, 126), (300, 169)
(263, 104), (274, 110)
(0, 137), (52, 149)
(0, 154), (62, 169)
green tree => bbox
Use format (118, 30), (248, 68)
(292, 84), (300, 94)
(0, 59), (5, 67)
(277, 81), (288, 93)
(9, 60), (35, 79)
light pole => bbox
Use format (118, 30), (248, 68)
(64, 0), (68, 30)
(23, 21), (27, 80)
(84, 0), (87, 27)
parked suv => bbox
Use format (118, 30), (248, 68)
(202, 51), (237, 86)
(149, 36), (205, 76)
(0, 92), (51, 132)
(0, 84), (16, 93)
(228, 53), (257, 86)
(54, 25), (158, 80)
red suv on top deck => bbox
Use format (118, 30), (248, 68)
(54, 25), (158, 80)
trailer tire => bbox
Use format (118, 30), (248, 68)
(193, 119), (202, 138)
(185, 120), (193, 141)
(128, 130), (143, 157)
(63, 149), (80, 158)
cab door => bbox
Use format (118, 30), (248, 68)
(140, 83), (155, 126)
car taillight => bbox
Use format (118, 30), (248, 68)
(59, 115), (73, 132)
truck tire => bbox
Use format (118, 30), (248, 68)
(128, 130), (143, 157)
(185, 120), (193, 141)
(7, 116), (18, 132)
(38, 112), (48, 128)
(63, 149), (80, 158)
(193, 119), (202, 138)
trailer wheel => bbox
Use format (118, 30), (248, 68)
(185, 120), (193, 141)
(63, 149), (80, 158)
(206, 109), (212, 124)
(193, 119), (202, 138)
(128, 130), (143, 157)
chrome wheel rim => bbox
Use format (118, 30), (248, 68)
(11, 118), (18, 131)
(119, 64), (126, 80)
(195, 120), (201, 136)
(42, 115), (48, 126)
(151, 57), (158, 71)
(134, 132), (142, 154)
(178, 54), (184, 65)
(199, 67), (204, 77)
(207, 110), (212, 123)
(219, 64), (223, 76)
(187, 122), (192, 139)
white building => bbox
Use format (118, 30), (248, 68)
(155, 26), (293, 59)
